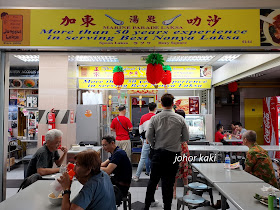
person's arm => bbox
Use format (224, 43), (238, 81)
(244, 152), (257, 174)
(110, 119), (116, 133)
(55, 146), (68, 167)
(101, 159), (110, 167)
(37, 167), (59, 176)
(101, 163), (117, 175)
(181, 120), (189, 142)
(146, 118), (155, 145)
(58, 173), (84, 210)
(127, 118), (133, 131)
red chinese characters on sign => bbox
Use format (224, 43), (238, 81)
(187, 16), (201, 26)
(81, 15), (96, 27)
(187, 15), (221, 27)
(147, 16), (156, 23)
(60, 16), (76, 26)
(207, 15), (221, 27)
(130, 15), (139, 23)
(93, 67), (100, 77)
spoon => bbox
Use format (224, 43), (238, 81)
(105, 14), (124, 25)
(260, 15), (274, 24)
(162, 14), (181, 25)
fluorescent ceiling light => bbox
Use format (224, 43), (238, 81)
(166, 55), (215, 62)
(217, 55), (240, 62)
(69, 55), (119, 62)
(14, 55), (39, 62)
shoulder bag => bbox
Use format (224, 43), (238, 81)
(117, 117), (134, 140)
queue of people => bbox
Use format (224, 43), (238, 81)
(23, 93), (280, 210)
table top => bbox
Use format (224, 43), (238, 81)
(68, 146), (102, 154)
(0, 180), (83, 210)
(260, 145), (280, 151)
(188, 145), (219, 152)
(224, 138), (243, 143)
(215, 145), (248, 152)
(214, 182), (279, 210)
(192, 163), (264, 184)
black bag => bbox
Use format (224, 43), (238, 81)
(18, 173), (42, 192)
(149, 146), (155, 160)
(140, 131), (146, 139)
(113, 185), (123, 206)
(117, 117), (134, 140)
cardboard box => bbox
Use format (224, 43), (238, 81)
(131, 153), (141, 164)
(7, 157), (15, 167)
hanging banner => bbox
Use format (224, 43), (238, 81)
(79, 65), (212, 78)
(78, 78), (211, 89)
(2, 9), (280, 47)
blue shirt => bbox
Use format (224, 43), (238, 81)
(109, 146), (132, 184)
(72, 171), (116, 210)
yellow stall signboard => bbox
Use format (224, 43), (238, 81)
(78, 78), (211, 89)
(79, 66), (212, 78)
(29, 9), (259, 47)
(1, 9), (266, 47)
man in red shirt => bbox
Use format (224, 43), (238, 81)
(111, 105), (133, 159)
(215, 123), (226, 143)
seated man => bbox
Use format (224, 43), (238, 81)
(101, 135), (132, 196)
(243, 130), (278, 188)
(215, 123), (226, 144)
(26, 129), (67, 177)
(234, 122), (247, 138)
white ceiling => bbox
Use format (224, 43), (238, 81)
(1, 0), (280, 9)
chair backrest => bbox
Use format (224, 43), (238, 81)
(79, 141), (98, 146)
(18, 173), (42, 192)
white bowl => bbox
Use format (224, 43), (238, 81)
(72, 145), (80, 151)
(48, 193), (62, 205)
(86, 145), (93, 150)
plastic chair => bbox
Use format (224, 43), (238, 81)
(120, 192), (131, 210)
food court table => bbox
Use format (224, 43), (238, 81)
(191, 163), (264, 184)
(0, 180), (83, 210)
(214, 182), (278, 210)
(67, 146), (102, 163)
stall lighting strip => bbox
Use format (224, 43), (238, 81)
(69, 55), (119, 62)
(14, 55), (39, 62)
(217, 55), (240, 62)
(14, 55), (119, 63)
(166, 55), (215, 62)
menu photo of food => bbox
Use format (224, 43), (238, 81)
(189, 97), (200, 114)
(9, 79), (22, 88)
(261, 9), (280, 46)
(200, 66), (212, 78)
(174, 97), (189, 114)
(23, 79), (37, 88)
(10, 89), (17, 99)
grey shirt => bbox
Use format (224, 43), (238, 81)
(26, 144), (60, 177)
(146, 109), (189, 152)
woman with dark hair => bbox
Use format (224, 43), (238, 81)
(58, 150), (116, 210)
(173, 109), (190, 199)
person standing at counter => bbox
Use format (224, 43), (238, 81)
(132, 102), (157, 182)
(58, 150), (116, 210)
(144, 93), (189, 210)
(110, 105), (133, 159)
(243, 130), (278, 188)
(26, 129), (67, 177)
(101, 135), (132, 197)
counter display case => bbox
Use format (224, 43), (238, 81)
(185, 115), (205, 139)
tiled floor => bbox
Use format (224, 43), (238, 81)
(5, 165), (238, 209)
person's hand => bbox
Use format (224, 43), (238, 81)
(60, 146), (68, 154)
(58, 172), (72, 190)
